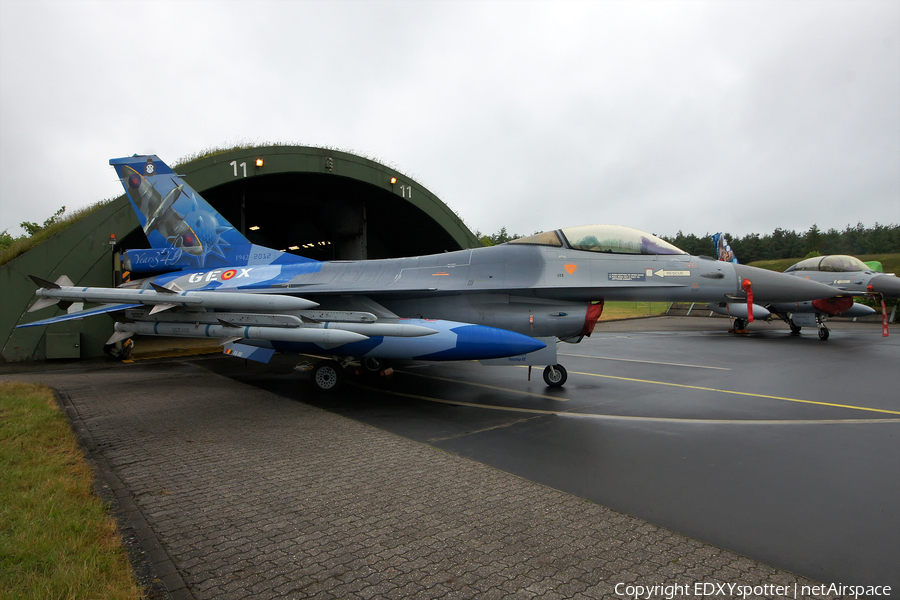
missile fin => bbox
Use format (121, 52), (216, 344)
(149, 303), (177, 315)
(151, 282), (178, 294)
(28, 297), (61, 312)
(29, 274), (61, 289)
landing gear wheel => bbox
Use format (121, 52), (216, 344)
(543, 364), (568, 387)
(312, 360), (344, 391)
(733, 318), (746, 332)
(789, 322), (802, 335)
(818, 327), (830, 341)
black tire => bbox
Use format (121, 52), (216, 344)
(312, 360), (343, 391)
(789, 322), (802, 334)
(733, 318), (746, 331)
(542, 364), (568, 387)
(818, 327), (830, 341)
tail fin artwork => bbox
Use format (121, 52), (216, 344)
(712, 232), (739, 264)
(110, 155), (316, 274)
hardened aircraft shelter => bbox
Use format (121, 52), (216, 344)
(1, 145), (481, 362)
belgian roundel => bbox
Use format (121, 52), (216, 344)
(221, 269), (237, 281)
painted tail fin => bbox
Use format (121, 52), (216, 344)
(110, 155), (316, 273)
(712, 232), (739, 264)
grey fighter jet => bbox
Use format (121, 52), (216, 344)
(707, 234), (899, 339)
(20, 156), (843, 389)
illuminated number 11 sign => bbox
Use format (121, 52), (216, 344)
(230, 161), (247, 177)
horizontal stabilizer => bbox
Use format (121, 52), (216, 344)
(223, 342), (276, 364)
(18, 303), (142, 328)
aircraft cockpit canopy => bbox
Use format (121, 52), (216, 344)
(507, 225), (686, 255)
(785, 255), (871, 273)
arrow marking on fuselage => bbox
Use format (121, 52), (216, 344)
(653, 269), (691, 278)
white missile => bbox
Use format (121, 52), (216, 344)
(30, 278), (318, 312)
(125, 309), (305, 328)
(114, 322), (367, 345)
(311, 322), (439, 338)
(123, 309), (438, 337)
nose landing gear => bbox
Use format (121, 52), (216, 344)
(542, 364), (568, 387)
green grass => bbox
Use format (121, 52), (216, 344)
(600, 301), (669, 320)
(0, 382), (142, 600)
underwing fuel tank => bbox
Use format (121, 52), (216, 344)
(116, 318), (547, 362)
(267, 320), (548, 361)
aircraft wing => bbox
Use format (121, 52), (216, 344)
(17, 303), (143, 328)
(18, 277), (547, 362)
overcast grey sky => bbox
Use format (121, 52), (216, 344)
(1, 0), (898, 242)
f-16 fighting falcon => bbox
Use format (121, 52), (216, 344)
(20, 156), (843, 389)
(706, 233), (899, 339)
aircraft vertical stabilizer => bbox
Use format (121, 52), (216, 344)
(110, 155), (317, 273)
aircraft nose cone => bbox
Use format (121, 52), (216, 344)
(869, 274), (900, 298)
(732, 264), (839, 302)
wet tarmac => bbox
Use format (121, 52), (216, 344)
(199, 316), (900, 591)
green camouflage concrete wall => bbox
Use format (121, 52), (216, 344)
(1, 198), (136, 361)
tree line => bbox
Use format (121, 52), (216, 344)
(660, 223), (900, 263)
(0, 206), (66, 251)
(477, 223), (900, 262)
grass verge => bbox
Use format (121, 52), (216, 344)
(599, 301), (669, 321)
(0, 381), (142, 600)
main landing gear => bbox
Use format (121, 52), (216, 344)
(305, 357), (395, 392)
(305, 358), (572, 391)
(312, 359), (345, 391)
(785, 315), (830, 340)
(730, 318), (749, 334)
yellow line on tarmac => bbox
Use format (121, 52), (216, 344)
(350, 383), (900, 424)
(395, 370), (568, 401)
(570, 371), (900, 416)
(351, 384), (566, 415)
(558, 353), (731, 370)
